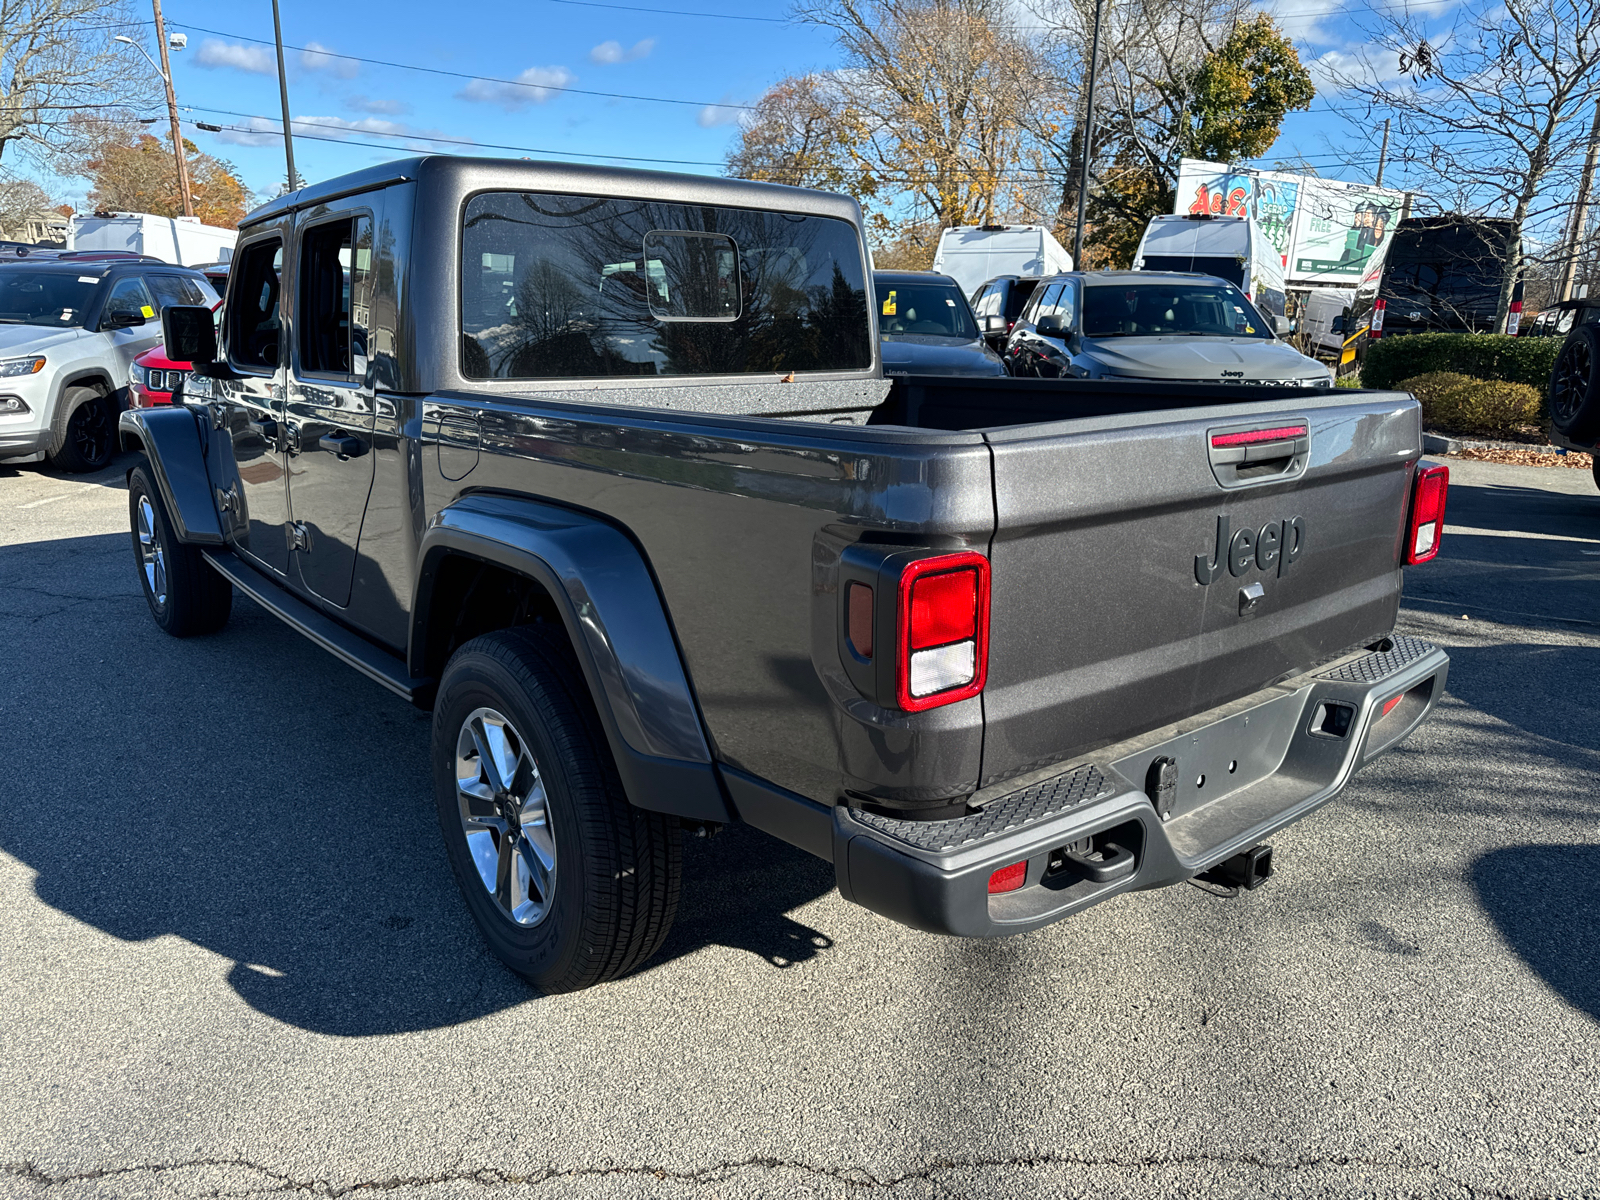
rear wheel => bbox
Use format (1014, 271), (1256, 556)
(431, 627), (681, 993)
(1549, 325), (1600, 443)
(47, 386), (114, 473)
(128, 461), (232, 636)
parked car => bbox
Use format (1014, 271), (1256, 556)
(187, 261), (231, 293)
(969, 275), (1043, 355)
(1520, 297), (1600, 338)
(874, 270), (1006, 376)
(1134, 213), (1288, 322)
(0, 258), (219, 471)
(125, 155), (1448, 994)
(931, 225), (1072, 298)
(1546, 318), (1600, 490)
(129, 344), (195, 407)
(1298, 287), (1358, 359)
(1005, 270), (1330, 385)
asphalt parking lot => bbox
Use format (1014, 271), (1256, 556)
(1, 451), (1596, 1200)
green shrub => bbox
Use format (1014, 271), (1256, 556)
(1394, 371), (1544, 438)
(1334, 372), (1363, 388)
(1363, 333), (1559, 390)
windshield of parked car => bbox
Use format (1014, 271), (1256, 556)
(1082, 282), (1272, 339)
(875, 280), (977, 338)
(0, 271), (98, 328)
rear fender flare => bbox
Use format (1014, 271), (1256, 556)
(411, 492), (728, 822)
(117, 407), (224, 545)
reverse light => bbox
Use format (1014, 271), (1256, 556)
(988, 860), (1027, 894)
(896, 552), (989, 712)
(1369, 298), (1386, 339)
(1405, 464), (1449, 564)
(0, 355), (45, 377)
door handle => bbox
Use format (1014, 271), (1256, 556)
(319, 432), (365, 458)
(251, 417), (280, 444)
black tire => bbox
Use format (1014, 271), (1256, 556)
(431, 626), (681, 993)
(1592, 454), (1599, 493)
(1549, 324), (1600, 443)
(128, 460), (233, 637)
(47, 386), (115, 473)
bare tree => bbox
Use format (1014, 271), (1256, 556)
(1, 0), (154, 163)
(0, 169), (54, 237)
(726, 73), (876, 199)
(792, 0), (1043, 231)
(1333, 0), (1600, 328)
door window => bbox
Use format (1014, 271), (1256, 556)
(1033, 283), (1065, 321)
(228, 239), (284, 370)
(102, 276), (155, 328)
(148, 274), (214, 310)
(297, 214), (373, 377)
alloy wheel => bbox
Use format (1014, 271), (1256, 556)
(455, 707), (557, 927)
(136, 495), (168, 608)
(1551, 339), (1592, 427)
(69, 399), (110, 466)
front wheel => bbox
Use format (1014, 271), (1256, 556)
(431, 627), (681, 993)
(47, 386), (114, 473)
(128, 461), (232, 637)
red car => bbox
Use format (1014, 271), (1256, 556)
(129, 342), (195, 407)
(129, 294), (225, 406)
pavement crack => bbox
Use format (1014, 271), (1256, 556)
(0, 1151), (1546, 1197)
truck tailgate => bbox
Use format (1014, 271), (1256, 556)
(978, 393), (1420, 788)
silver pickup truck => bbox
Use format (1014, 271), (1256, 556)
(121, 157), (1450, 993)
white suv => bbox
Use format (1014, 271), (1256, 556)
(0, 258), (221, 472)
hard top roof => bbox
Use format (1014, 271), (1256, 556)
(243, 154), (864, 227)
(873, 270), (960, 285)
(0, 256), (199, 275)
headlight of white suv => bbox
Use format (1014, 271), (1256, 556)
(0, 356), (45, 378)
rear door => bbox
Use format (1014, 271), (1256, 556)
(283, 208), (377, 609)
(977, 393), (1418, 788)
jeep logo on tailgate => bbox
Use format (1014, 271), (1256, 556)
(1195, 515), (1305, 584)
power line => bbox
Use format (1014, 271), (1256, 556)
(171, 21), (757, 111)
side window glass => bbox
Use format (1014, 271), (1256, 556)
(1056, 283), (1078, 329)
(1036, 283), (1065, 319)
(104, 276), (154, 327)
(298, 215), (373, 377)
(147, 275), (192, 311)
(1556, 308), (1576, 335)
(228, 238), (284, 371)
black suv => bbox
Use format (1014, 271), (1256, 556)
(969, 275), (1042, 355)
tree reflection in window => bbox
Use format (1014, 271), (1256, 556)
(460, 192), (871, 380)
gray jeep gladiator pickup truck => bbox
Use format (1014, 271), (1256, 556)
(122, 156), (1451, 993)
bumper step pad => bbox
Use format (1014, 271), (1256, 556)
(850, 764), (1113, 853)
(1318, 635), (1435, 684)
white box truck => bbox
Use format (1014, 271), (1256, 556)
(1134, 213), (1287, 320)
(932, 225), (1073, 300)
(67, 213), (236, 266)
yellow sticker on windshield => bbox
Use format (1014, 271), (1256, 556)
(140, 305), (154, 318)
(881, 291), (897, 317)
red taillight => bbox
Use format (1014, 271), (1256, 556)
(988, 860), (1027, 894)
(1370, 298), (1386, 339)
(1405, 464), (1449, 564)
(896, 551), (989, 712)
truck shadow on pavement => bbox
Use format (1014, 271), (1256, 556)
(1472, 845), (1600, 1023)
(1438, 643), (1600, 752)
(0, 532), (836, 1037)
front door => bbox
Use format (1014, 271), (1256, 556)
(216, 233), (291, 575)
(284, 211), (377, 608)
(99, 275), (163, 384)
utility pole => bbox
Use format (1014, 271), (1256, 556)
(1374, 118), (1391, 188)
(150, 0), (193, 217)
(1072, 0), (1105, 266)
(271, 0), (298, 192)
(1558, 98), (1600, 302)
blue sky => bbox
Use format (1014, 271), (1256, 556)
(36, 0), (1446, 212)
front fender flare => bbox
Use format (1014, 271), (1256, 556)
(118, 407), (223, 545)
(411, 492), (728, 823)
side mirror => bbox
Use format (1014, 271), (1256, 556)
(1271, 314), (1292, 337)
(1036, 314), (1067, 337)
(104, 309), (145, 330)
(981, 313), (1006, 335)
(162, 304), (218, 367)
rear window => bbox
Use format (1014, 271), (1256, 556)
(461, 193), (872, 379)
(1138, 255), (1246, 287)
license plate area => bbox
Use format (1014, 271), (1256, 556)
(1111, 689), (1303, 825)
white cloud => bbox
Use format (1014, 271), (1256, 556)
(1305, 47), (1406, 91)
(696, 102), (743, 128)
(347, 94), (411, 116)
(194, 38), (276, 75)
(300, 41), (358, 79)
(457, 66), (577, 110)
(589, 38), (655, 64)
